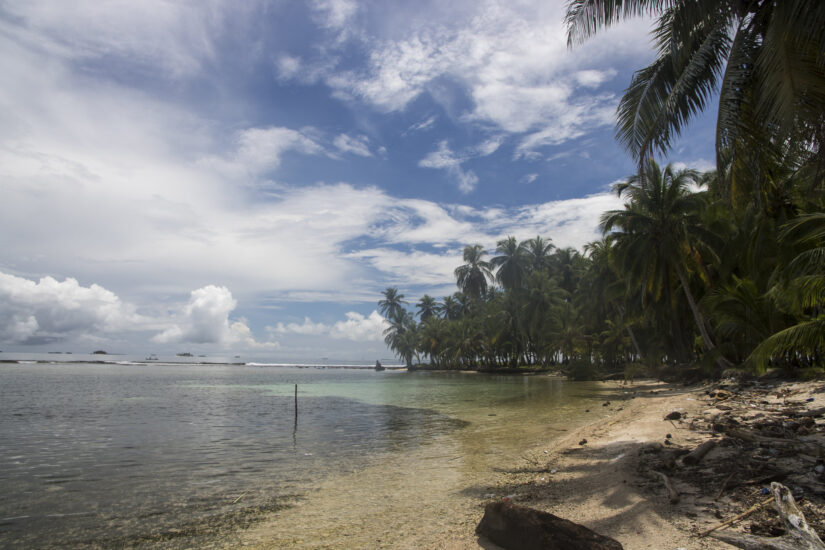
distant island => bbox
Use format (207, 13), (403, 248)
(176, 352), (193, 357)
(92, 350), (108, 355)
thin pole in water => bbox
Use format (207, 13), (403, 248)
(293, 383), (298, 446)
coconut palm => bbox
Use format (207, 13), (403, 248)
(602, 160), (732, 368)
(383, 310), (417, 367)
(491, 236), (529, 291)
(565, 0), (825, 174)
(749, 213), (825, 369)
(454, 244), (493, 300)
(378, 287), (408, 323)
(525, 235), (555, 273)
(440, 295), (462, 321)
(416, 294), (439, 322)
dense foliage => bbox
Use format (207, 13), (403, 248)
(380, 0), (824, 376)
(380, 157), (823, 375)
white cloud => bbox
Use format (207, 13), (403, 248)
(418, 138), (501, 193)
(200, 126), (325, 179)
(333, 133), (373, 157)
(270, 317), (329, 336)
(0, 271), (143, 345)
(404, 115), (437, 134)
(316, 0), (653, 156)
(2, 0), (230, 77)
(330, 311), (387, 341)
(521, 173), (538, 184)
(312, 0), (358, 30)
(275, 54), (303, 80)
(153, 285), (277, 348)
(575, 69), (617, 88)
(267, 311), (388, 342)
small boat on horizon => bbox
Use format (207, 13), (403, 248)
(145, 354), (158, 361)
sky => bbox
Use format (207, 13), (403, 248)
(0, 0), (718, 361)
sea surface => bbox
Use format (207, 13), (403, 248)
(0, 362), (615, 548)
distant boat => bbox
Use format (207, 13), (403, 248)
(145, 354), (158, 361)
(176, 352), (193, 357)
(374, 360), (385, 372)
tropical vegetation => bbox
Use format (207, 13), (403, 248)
(378, 1), (824, 377)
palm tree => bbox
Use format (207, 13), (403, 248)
(551, 247), (582, 295)
(602, 160), (732, 369)
(565, 0), (825, 176)
(491, 236), (529, 291)
(454, 244), (493, 300)
(525, 235), (555, 273)
(416, 294), (439, 322)
(749, 213), (825, 369)
(440, 295), (462, 321)
(378, 287), (408, 323)
(383, 310), (417, 367)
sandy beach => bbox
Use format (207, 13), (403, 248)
(471, 378), (825, 549)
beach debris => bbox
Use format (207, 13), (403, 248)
(603, 401), (611, 407)
(681, 439), (716, 466)
(579, 438), (588, 446)
(664, 411), (682, 421)
(476, 500), (624, 549)
(706, 483), (825, 549)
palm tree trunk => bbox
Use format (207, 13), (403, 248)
(615, 304), (643, 359)
(675, 264), (734, 369)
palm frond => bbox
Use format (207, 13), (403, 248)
(565, 0), (673, 46)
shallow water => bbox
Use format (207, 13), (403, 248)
(0, 363), (613, 548)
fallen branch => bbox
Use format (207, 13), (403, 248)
(699, 495), (773, 537)
(681, 439), (716, 466)
(652, 470), (679, 504)
(707, 483), (825, 549)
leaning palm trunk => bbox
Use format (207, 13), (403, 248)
(614, 304), (643, 359)
(675, 264), (734, 369)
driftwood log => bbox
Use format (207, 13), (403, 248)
(708, 482), (825, 549)
(681, 439), (716, 466)
(476, 500), (623, 550)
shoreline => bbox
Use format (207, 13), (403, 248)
(476, 379), (714, 549)
(473, 377), (825, 549)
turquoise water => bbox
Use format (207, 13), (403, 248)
(0, 363), (611, 548)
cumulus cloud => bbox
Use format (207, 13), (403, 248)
(270, 317), (329, 336)
(153, 286), (277, 348)
(267, 311), (387, 342)
(0, 271), (142, 345)
(329, 311), (387, 341)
